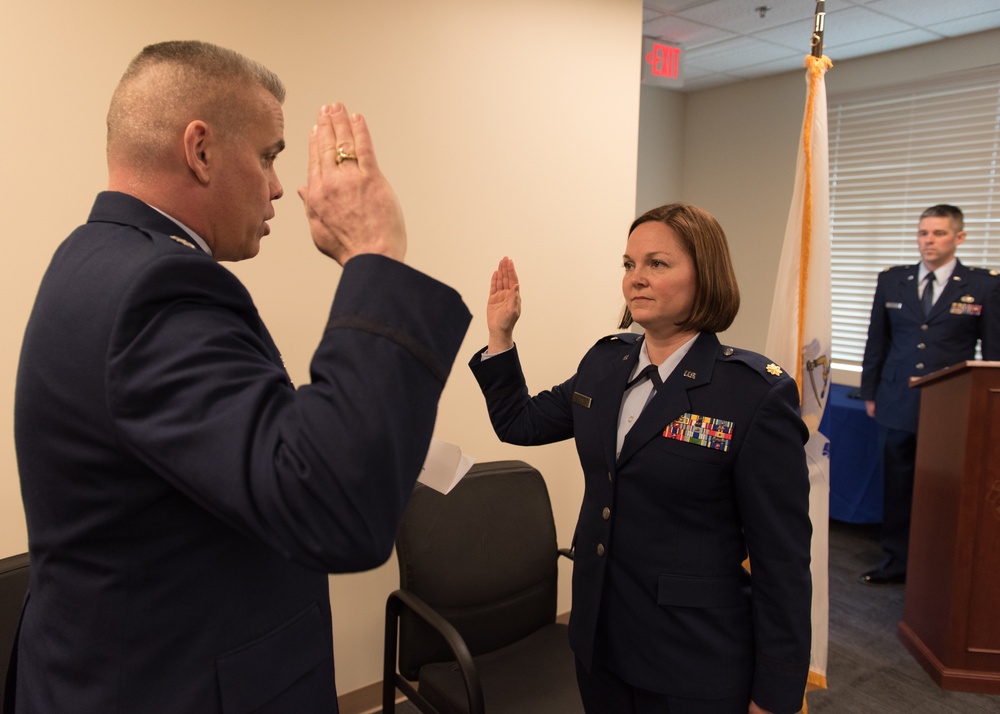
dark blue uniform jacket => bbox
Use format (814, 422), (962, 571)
(860, 260), (1000, 432)
(470, 331), (812, 714)
(11, 192), (470, 713)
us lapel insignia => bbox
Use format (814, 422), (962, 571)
(683, 370), (696, 379)
(766, 363), (783, 376)
(169, 235), (196, 250)
(663, 413), (734, 452)
(572, 392), (592, 409)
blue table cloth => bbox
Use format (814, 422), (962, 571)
(820, 383), (883, 524)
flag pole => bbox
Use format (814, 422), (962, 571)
(763, 1), (833, 707)
(811, 0), (826, 58)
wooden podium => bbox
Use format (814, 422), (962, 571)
(898, 361), (1000, 693)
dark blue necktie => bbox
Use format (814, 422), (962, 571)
(922, 271), (935, 316)
(626, 364), (663, 390)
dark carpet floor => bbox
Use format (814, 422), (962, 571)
(805, 519), (998, 713)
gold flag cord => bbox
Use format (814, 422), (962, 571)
(794, 54), (834, 403)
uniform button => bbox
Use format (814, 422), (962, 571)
(602, 507), (611, 520)
(917, 343), (926, 350)
(921, 324), (929, 331)
(596, 544), (605, 557)
(916, 362), (925, 370)
(723, 347), (734, 356)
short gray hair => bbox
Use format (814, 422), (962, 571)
(107, 41), (285, 167)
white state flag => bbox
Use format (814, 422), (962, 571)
(764, 53), (833, 699)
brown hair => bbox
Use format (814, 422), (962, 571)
(618, 202), (740, 334)
(919, 204), (964, 233)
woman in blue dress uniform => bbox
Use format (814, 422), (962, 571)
(470, 203), (812, 714)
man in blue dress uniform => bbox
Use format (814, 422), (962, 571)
(859, 204), (1000, 584)
(9, 41), (470, 713)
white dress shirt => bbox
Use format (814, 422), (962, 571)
(615, 333), (698, 459)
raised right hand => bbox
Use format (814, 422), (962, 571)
(486, 257), (520, 354)
(297, 103), (406, 265)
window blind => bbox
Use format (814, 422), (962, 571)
(828, 67), (1000, 370)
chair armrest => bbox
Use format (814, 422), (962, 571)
(384, 589), (485, 714)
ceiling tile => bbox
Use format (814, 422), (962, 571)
(865, 0), (1000, 25)
(643, 14), (736, 47)
(727, 54), (811, 79)
(752, 19), (823, 52)
(822, 6), (921, 46)
(827, 28), (944, 60)
(640, 0), (1000, 92)
(678, 0), (816, 33)
(929, 10), (1000, 37)
(684, 36), (800, 72)
(643, 0), (712, 13)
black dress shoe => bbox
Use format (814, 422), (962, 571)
(859, 568), (906, 585)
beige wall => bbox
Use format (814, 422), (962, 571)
(1, 0), (641, 695)
(635, 83), (685, 215)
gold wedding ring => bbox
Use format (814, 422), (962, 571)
(336, 146), (358, 164)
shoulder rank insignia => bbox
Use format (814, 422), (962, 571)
(169, 235), (196, 250)
(991, 270), (999, 277)
(766, 363), (783, 376)
(597, 332), (640, 347)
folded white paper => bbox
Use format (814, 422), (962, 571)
(418, 439), (476, 494)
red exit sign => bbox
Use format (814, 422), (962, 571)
(646, 43), (681, 79)
(641, 38), (684, 88)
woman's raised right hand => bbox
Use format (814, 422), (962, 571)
(486, 256), (520, 354)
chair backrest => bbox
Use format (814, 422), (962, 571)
(0, 553), (30, 705)
(395, 460), (559, 679)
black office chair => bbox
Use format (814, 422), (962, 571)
(383, 460), (582, 714)
(1, 553), (30, 707)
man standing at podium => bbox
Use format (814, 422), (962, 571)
(859, 204), (1000, 585)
